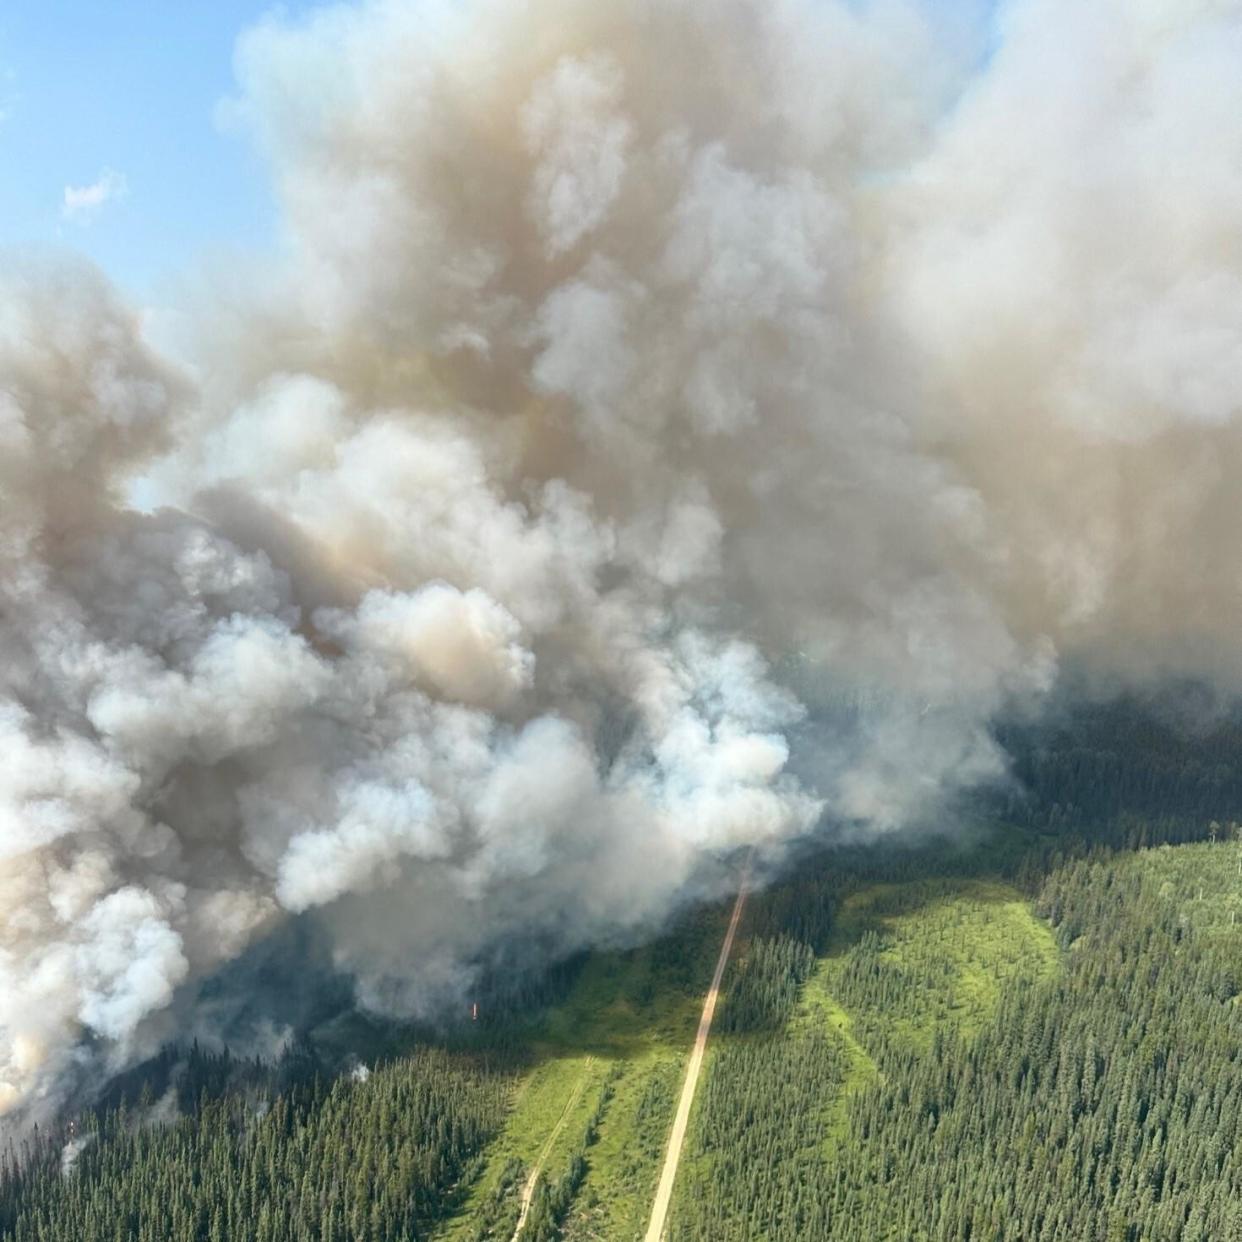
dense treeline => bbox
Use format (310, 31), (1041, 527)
(717, 935), (816, 1034)
(678, 1030), (847, 1237)
(674, 841), (1242, 1241)
(0, 1048), (510, 1242)
(995, 698), (1242, 846)
(4, 699), (1241, 1240)
(744, 865), (842, 951)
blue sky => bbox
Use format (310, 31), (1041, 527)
(0, 0), (998, 302)
(0, 2), (317, 299)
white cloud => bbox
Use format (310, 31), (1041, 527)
(62, 168), (128, 223)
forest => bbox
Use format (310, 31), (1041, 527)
(3, 700), (1242, 1240)
(669, 844), (1242, 1240)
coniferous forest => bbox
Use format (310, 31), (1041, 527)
(670, 845), (1242, 1241)
(4, 702), (1242, 1240)
(0, 1048), (512, 1242)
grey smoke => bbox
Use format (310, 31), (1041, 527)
(3, 0), (1242, 1122)
(59, 1134), (94, 1178)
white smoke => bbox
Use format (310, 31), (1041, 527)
(59, 1133), (94, 1177)
(3, 0), (1242, 1122)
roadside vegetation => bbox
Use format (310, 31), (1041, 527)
(440, 902), (728, 1241)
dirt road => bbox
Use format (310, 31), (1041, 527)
(643, 870), (750, 1242)
(510, 1059), (593, 1241)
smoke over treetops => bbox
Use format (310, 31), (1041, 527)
(3, 0), (1241, 1122)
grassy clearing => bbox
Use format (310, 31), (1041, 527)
(435, 902), (731, 1241)
(818, 877), (1059, 1057)
(792, 976), (877, 1150)
(560, 1053), (681, 1240)
(806, 877), (1059, 1151)
(441, 874), (1061, 1240)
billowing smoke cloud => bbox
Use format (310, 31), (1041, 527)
(4, 0), (1242, 1121)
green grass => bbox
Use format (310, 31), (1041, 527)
(439, 874), (1062, 1239)
(813, 879), (1057, 1148)
(818, 877), (1059, 1056)
(791, 976), (878, 1149)
(560, 1053), (682, 1240)
(435, 901), (732, 1241)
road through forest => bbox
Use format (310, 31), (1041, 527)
(643, 867), (750, 1241)
(509, 1058), (593, 1241)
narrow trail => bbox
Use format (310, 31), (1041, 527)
(643, 865), (750, 1242)
(510, 1058), (594, 1242)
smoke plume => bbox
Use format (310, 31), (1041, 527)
(3, 0), (1242, 1120)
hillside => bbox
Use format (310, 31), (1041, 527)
(4, 817), (1242, 1240)
(7, 704), (1242, 1240)
(671, 841), (1242, 1240)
